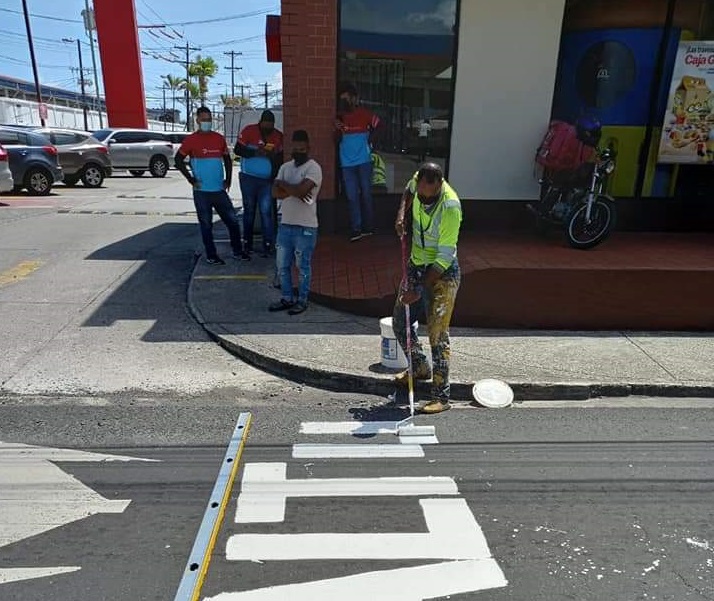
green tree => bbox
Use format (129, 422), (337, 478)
(189, 56), (218, 104)
(162, 74), (185, 128)
(221, 94), (251, 108)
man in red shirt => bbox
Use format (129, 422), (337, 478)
(235, 110), (284, 258)
(336, 84), (381, 242)
(175, 106), (245, 265)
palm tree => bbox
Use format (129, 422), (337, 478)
(189, 56), (218, 104)
(220, 94), (251, 108)
(162, 74), (185, 131)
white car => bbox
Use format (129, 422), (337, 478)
(91, 128), (174, 178)
(0, 144), (13, 193)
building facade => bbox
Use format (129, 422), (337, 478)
(276, 0), (714, 227)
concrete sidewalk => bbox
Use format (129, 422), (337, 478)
(187, 241), (714, 401)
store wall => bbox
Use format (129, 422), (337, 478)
(449, 0), (566, 200)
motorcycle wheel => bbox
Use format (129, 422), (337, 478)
(565, 196), (615, 250)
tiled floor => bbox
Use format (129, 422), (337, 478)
(312, 232), (714, 301)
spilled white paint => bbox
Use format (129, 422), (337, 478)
(399, 434), (439, 445)
(292, 444), (424, 459)
(203, 559), (507, 600)
(686, 537), (711, 551)
(0, 566), (81, 585)
(235, 463), (457, 524)
(229, 498), (489, 561)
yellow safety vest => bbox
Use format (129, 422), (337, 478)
(406, 173), (462, 271)
(371, 152), (386, 186)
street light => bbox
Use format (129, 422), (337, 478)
(62, 38), (89, 131)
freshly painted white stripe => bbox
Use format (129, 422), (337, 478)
(235, 463), (457, 524)
(0, 567), (81, 585)
(398, 435), (439, 445)
(292, 444), (424, 459)
(204, 559), (507, 600)
(299, 421), (398, 435)
(229, 498), (489, 560)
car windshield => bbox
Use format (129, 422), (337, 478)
(92, 129), (112, 141)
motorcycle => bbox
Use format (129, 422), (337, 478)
(529, 147), (617, 250)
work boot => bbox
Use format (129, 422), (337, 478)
(418, 400), (451, 414)
(394, 363), (432, 387)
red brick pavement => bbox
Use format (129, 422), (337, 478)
(310, 232), (714, 330)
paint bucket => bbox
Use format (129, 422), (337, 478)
(379, 317), (418, 370)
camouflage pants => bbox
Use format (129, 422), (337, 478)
(392, 262), (461, 401)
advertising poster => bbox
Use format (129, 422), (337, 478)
(659, 41), (714, 164)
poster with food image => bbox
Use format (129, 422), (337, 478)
(659, 42), (714, 164)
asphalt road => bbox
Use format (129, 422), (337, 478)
(1, 177), (713, 600)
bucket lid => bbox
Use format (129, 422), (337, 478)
(472, 379), (514, 408)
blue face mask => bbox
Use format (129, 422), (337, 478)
(199, 121), (212, 132)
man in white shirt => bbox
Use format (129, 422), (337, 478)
(269, 130), (323, 316)
(418, 118), (432, 162)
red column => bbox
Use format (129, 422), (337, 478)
(93, 0), (147, 128)
(281, 0), (337, 198)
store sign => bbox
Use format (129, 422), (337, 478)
(658, 42), (714, 164)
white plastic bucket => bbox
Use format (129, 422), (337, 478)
(379, 316), (418, 370)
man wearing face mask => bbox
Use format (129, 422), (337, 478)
(392, 163), (462, 414)
(235, 110), (284, 258)
(269, 130), (322, 316)
(175, 106), (245, 266)
(336, 83), (381, 242)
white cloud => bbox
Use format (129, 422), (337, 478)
(407, 0), (456, 30)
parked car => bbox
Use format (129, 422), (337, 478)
(91, 128), (173, 178)
(0, 144), (13, 193)
(166, 132), (190, 158)
(32, 128), (112, 188)
(0, 126), (63, 195)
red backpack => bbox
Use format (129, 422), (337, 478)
(535, 120), (594, 172)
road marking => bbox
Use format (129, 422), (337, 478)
(235, 463), (457, 524)
(204, 559), (507, 600)
(228, 498), (491, 561)
(292, 444), (424, 459)
(0, 566), (81, 585)
(194, 275), (267, 281)
(0, 260), (42, 288)
(0, 442), (155, 586)
(300, 421), (399, 435)
(173, 413), (252, 601)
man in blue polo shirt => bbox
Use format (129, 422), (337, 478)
(175, 106), (245, 265)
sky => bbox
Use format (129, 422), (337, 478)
(0, 0), (282, 112)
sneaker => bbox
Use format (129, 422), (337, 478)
(418, 400), (451, 414)
(288, 302), (308, 316)
(239, 251), (251, 261)
(395, 364), (432, 386)
(259, 245), (272, 259)
(206, 257), (226, 266)
(350, 232), (363, 242)
(269, 299), (295, 312)
(362, 230), (374, 237)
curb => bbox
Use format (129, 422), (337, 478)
(186, 260), (714, 402)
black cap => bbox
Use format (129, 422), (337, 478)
(260, 110), (275, 123)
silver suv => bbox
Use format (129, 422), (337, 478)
(92, 128), (173, 178)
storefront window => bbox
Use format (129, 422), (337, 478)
(338, 0), (458, 193)
(552, 0), (714, 199)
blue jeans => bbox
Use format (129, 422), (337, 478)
(192, 190), (243, 259)
(240, 172), (274, 252)
(276, 223), (318, 304)
(342, 162), (374, 234)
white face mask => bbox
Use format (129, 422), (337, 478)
(199, 121), (212, 132)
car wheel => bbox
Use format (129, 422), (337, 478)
(63, 175), (79, 187)
(81, 164), (105, 188)
(129, 170), (145, 177)
(25, 168), (52, 196)
(149, 155), (169, 178)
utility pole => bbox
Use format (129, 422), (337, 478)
(175, 41), (200, 131)
(82, 1), (102, 127)
(264, 82), (269, 109)
(224, 51), (242, 99)
(161, 83), (169, 131)
(240, 84), (251, 104)
(63, 38), (88, 131)
(22, 0), (45, 126)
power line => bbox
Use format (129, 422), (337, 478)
(201, 35), (264, 49)
(0, 7), (81, 24)
(224, 51), (243, 99)
(159, 10), (272, 27)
